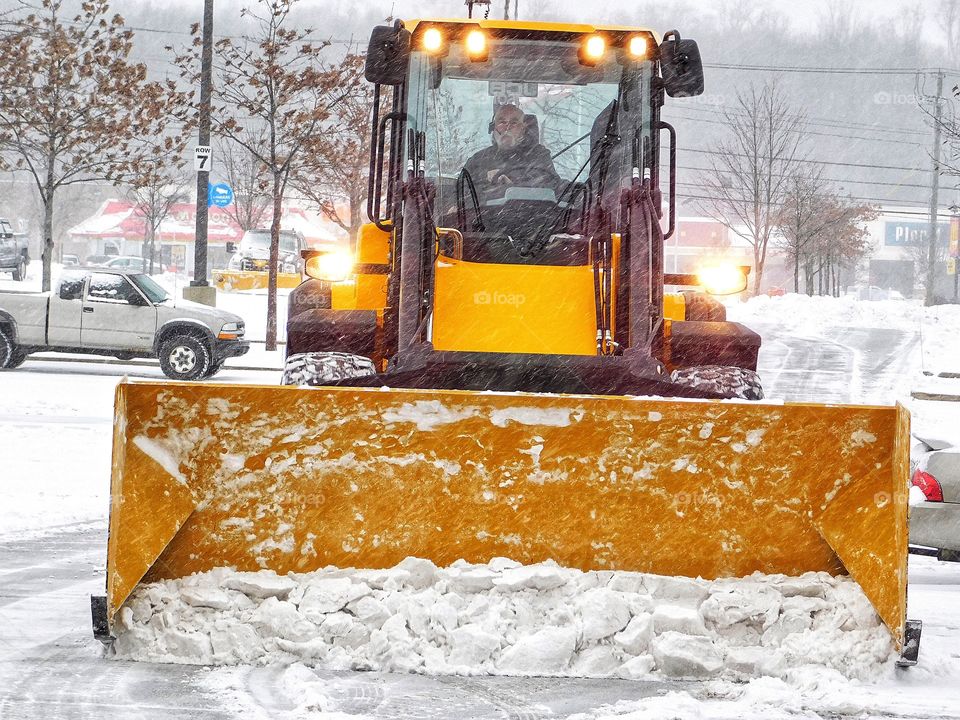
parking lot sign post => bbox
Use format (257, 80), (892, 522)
(185, 0), (216, 307)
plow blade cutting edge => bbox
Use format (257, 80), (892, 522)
(102, 381), (911, 649)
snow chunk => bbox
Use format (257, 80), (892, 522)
(299, 578), (358, 618)
(576, 588), (631, 641)
(652, 605), (709, 636)
(497, 626), (577, 674)
(448, 624), (501, 666)
(614, 613), (653, 655)
(251, 597), (316, 642)
(493, 563), (567, 591)
(571, 645), (621, 677)
(181, 586), (232, 610)
(617, 653), (656, 679)
(223, 571), (296, 600)
(700, 583), (782, 629)
(395, 556), (438, 590)
(651, 631), (723, 677)
(644, 575), (710, 603)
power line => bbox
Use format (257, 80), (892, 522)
(681, 145), (927, 174)
(674, 181), (931, 208)
(704, 62), (955, 76)
(667, 110), (926, 148)
(674, 163), (935, 191)
(668, 103), (929, 140)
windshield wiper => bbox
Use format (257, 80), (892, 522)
(551, 131), (591, 162)
(520, 98), (621, 258)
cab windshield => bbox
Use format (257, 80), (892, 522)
(407, 32), (653, 263)
(129, 273), (170, 304)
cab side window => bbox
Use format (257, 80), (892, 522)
(87, 273), (143, 305)
(59, 271), (85, 300)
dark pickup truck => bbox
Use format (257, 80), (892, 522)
(0, 218), (29, 281)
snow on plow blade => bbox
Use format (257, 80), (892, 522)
(104, 381), (910, 648)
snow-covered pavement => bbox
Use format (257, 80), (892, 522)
(2, 292), (960, 718)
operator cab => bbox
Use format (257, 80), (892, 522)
(402, 24), (653, 266)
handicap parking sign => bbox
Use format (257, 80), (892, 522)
(208, 182), (234, 208)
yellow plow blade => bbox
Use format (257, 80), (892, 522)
(212, 269), (301, 291)
(106, 382), (910, 648)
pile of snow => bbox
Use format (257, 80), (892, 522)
(726, 293), (926, 331)
(111, 557), (893, 681)
(728, 293), (960, 374)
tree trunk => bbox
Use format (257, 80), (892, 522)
(40, 190), (55, 293)
(349, 188), (363, 252)
(793, 251), (800, 294)
(752, 245), (763, 296)
(266, 170), (283, 352)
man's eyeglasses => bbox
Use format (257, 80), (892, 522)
(495, 118), (524, 130)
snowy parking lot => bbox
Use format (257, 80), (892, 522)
(2, 287), (960, 718)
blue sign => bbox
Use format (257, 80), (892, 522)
(208, 182), (234, 208)
(884, 220), (948, 247)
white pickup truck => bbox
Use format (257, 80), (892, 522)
(0, 267), (249, 380)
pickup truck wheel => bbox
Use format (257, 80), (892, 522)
(158, 335), (211, 381)
(12, 258), (26, 282)
(0, 327), (26, 369)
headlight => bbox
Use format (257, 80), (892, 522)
(218, 321), (243, 340)
(696, 264), (748, 295)
(305, 250), (353, 282)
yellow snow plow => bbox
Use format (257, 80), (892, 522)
(212, 269), (301, 292)
(92, 16), (922, 667)
(96, 382), (912, 656)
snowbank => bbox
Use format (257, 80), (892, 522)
(111, 557), (894, 681)
(727, 293), (960, 374)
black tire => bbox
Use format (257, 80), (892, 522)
(670, 365), (764, 401)
(12, 258), (25, 282)
(282, 352), (376, 387)
(0, 325), (26, 369)
(682, 291), (726, 322)
(158, 335), (211, 381)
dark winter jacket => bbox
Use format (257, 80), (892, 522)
(463, 138), (562, 201)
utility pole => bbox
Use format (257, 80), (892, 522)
(925, 70), (944, 307)
(504, 0), (510, 19)
(187, 0), (215, 306)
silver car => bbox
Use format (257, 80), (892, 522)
(910, 433), (960, 562)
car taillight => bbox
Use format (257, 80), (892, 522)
(911, 468), (944, 502)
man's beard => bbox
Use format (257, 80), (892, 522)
(493, 130), (520, 150)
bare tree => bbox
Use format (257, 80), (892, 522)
(172, 0), (357, 350)
(0, 0), (189, 291)
(699, 81), (806, 295)
(295, 52), (372, 247)
(804, 199), (876, 296)
(221, 134), (271, 233)
(127, 162), (191, 274)
(942, 0), (960, 68)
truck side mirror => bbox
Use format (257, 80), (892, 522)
(659, 31), (704, 98)
(226, 241), (236, 254)
(365, 22), (411, 86)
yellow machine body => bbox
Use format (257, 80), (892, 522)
(432, 256), (598, 355)
(106, 381), (910, 649)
